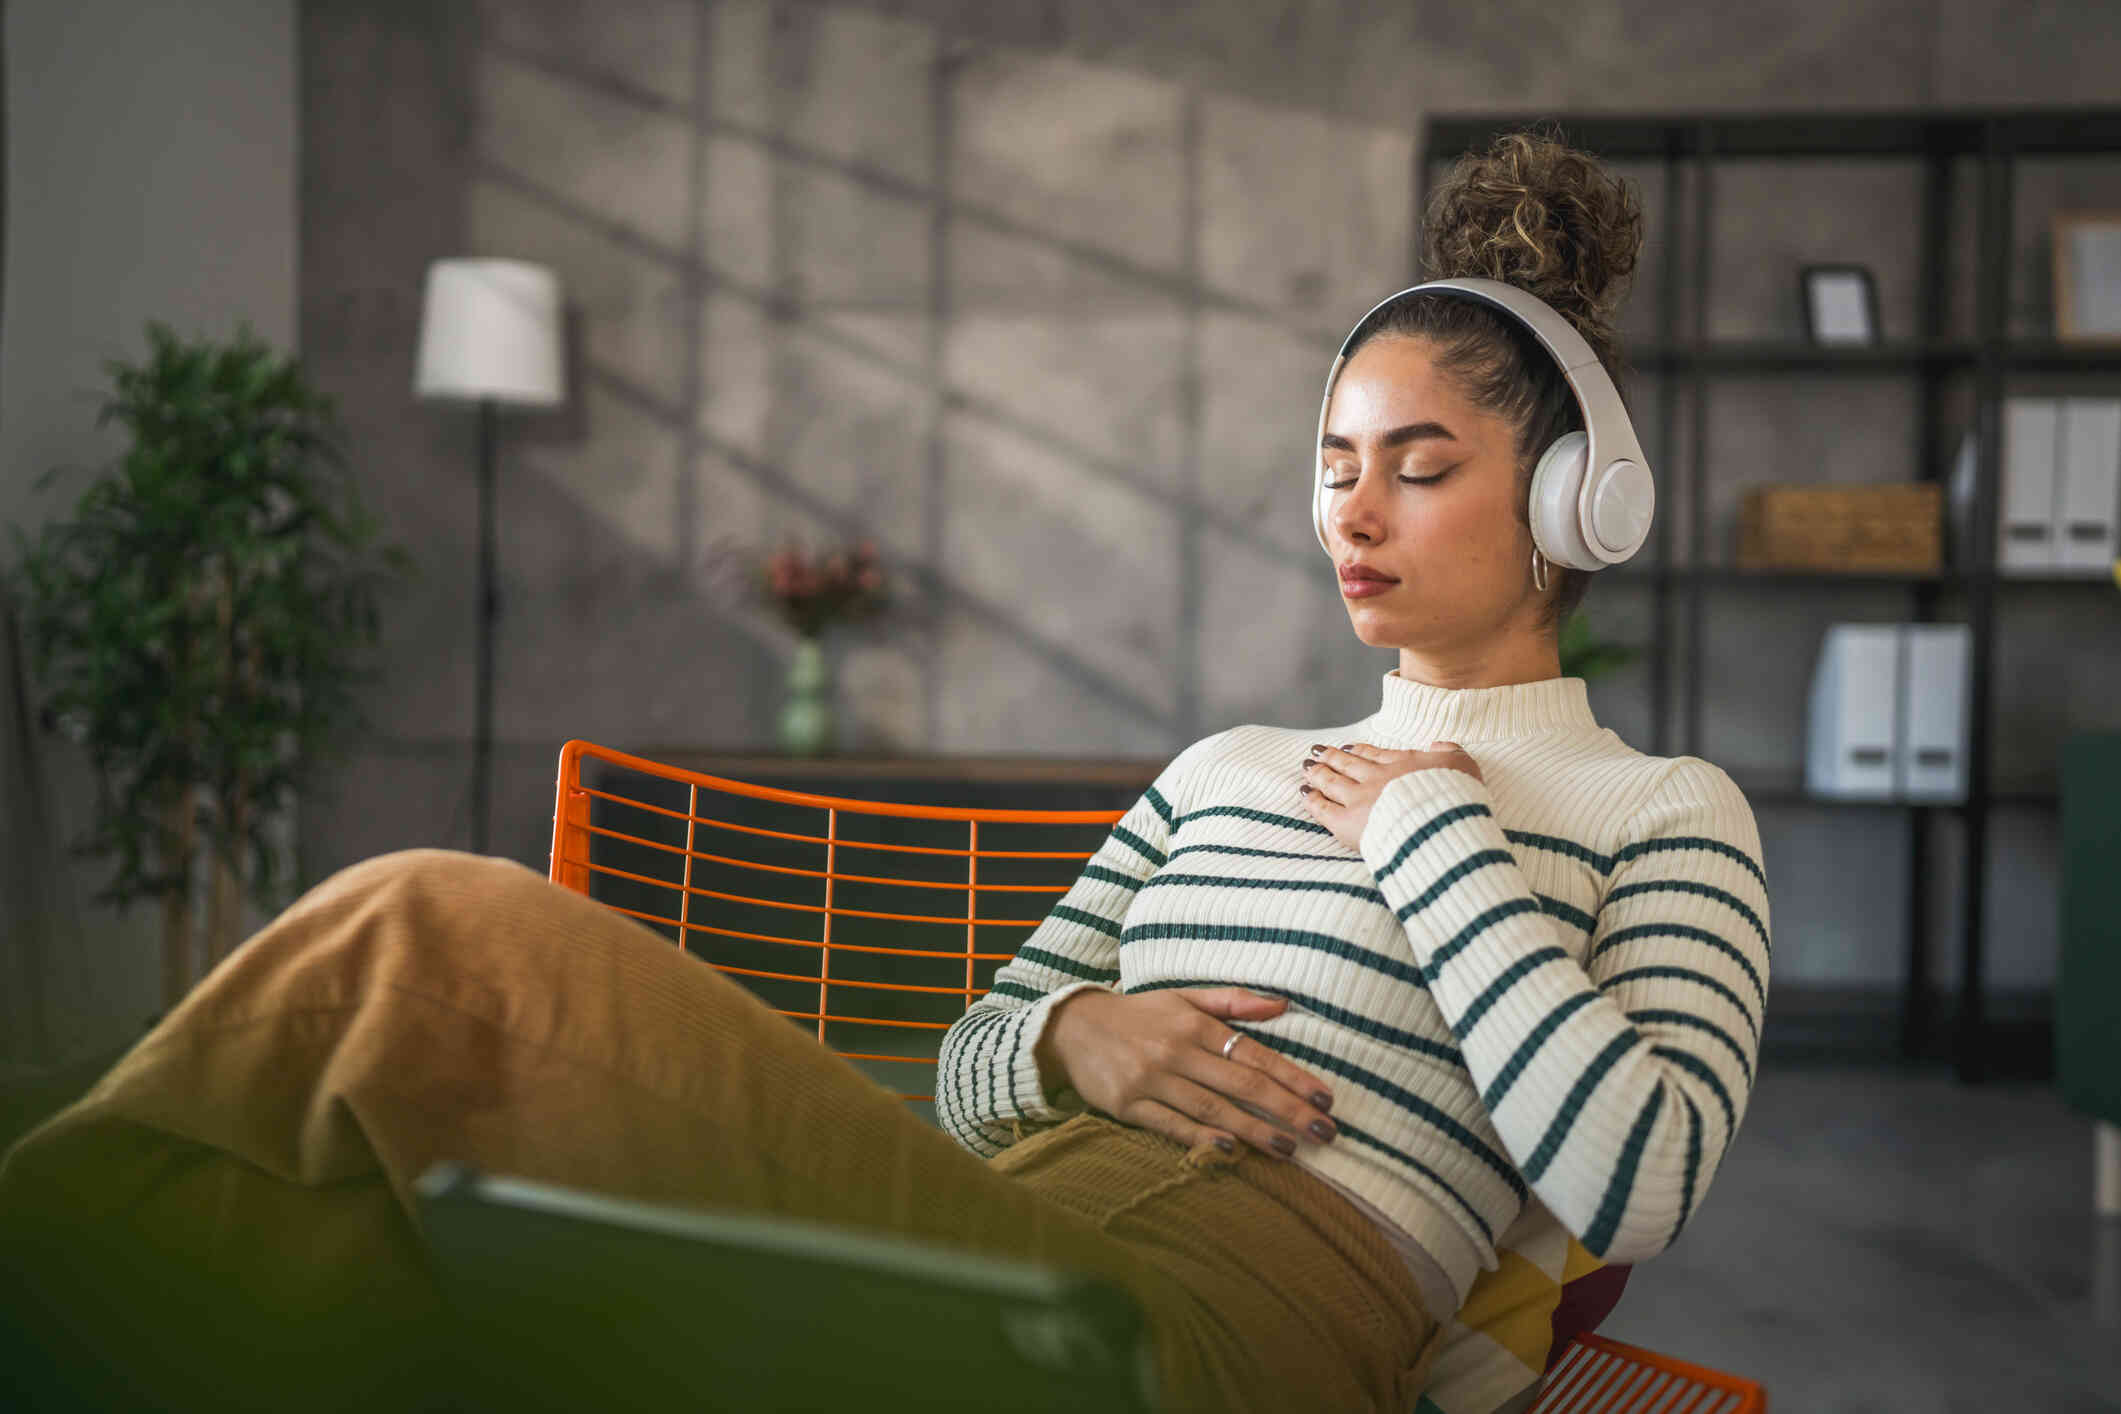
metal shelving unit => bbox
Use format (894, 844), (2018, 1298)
(1425, 109), (2121, 1083)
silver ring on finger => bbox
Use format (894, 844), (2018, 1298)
(1220, 1032), (1245, 1062)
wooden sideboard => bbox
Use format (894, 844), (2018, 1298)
(614, 751), (1163, 809)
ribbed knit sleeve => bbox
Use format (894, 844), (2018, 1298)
(934, 749), (1198, 1158)
(1358, 757), (1770, 1264)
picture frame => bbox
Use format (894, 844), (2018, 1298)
(2054, 211), (2121, 343)
(1799, 264), (1881, 347)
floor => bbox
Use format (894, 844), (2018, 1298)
(7, 1051), (2119, 1410)
(1599, 1061), (2121, 1412)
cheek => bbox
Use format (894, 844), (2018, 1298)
(1409, 491), (1518, 562)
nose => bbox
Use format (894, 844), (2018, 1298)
(1330, 468), (1386, 548)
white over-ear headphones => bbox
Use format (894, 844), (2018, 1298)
(1312, 277), (1655, 574)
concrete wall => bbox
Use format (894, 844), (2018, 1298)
(1, 0), (297, 1063)
(289, 0), (2121, 1016)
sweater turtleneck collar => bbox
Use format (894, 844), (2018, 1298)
(1367, 670), (1599, 746)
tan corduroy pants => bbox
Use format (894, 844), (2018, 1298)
(0, 850), (1438, 1414)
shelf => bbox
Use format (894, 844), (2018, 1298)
(1610, 566), (1943, 587)
(1636, 341), (1969, 374)
(1424, 105), (2121, 1082)
(1429, 108), (2121, 162)
(1631, 340), (2121, 375)
(1995, 340), (2121, 372)
(1604, 565), (2120, 589)
(1727, 771), (2058, 809)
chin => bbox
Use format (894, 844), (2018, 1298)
(1341, 607), (1403, 649)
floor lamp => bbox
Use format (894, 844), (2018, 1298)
(414, 258), (566, 854)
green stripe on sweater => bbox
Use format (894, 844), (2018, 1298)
(1174, 804), (1332, 836)
(1482, 992), (1598, 1111)
(1118, 921), (1425, 989)
(1331, 1123), (1497, 1246)
(1140, 873), (1387, 906)
(1522, 1029), (1640, 1184)
(1600, 965), (1758, 1040)
(1392, 848), (1517, 921)
(1144, 785), (1177, 831)
(1108, 825), (1166, 868)
(1605, 878), (1769, 954)
(1584, 1084), (1665, 1256)
(1540, 894), (1597, 933)
(1247, 1030), (1526, 1202)
(1674, 1092), (1704, 1243)
(1629, 1008), (1753, 1084)
(1419, 897), (1547, 980)
(1375, 803), (1493, 882)
(1014, 946), (1120, 984)
(945, 1006), (1010, 1146)
(1457, 946), (1571, 1035)
(1078, 863), (1145, 892)
(1651, 1044), (1736, 1133)
(1048, 904), (1123, 940)
(1212, 1093), (1499, 1246)
(1169, 843), (1350, 865)
(1504, 828), (1615, 874)
(1127, 978), (1463, 1067)
(1615, 834), (1766, 892)
(1590, 922), (1766, 1011)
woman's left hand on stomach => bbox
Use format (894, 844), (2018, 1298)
(1299, 740), (1485, 852)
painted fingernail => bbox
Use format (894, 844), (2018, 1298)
(1309, 1118), (1335, 1142)
(1311, 1091), (1333, 1113)
(1299, 783), (1311, 795)
(1213, 1135), (1235, 1155)
(1338, 743), (1355, 750)
(1308, 743), (1326, 755)
(1271, 1134), (1296, 1157)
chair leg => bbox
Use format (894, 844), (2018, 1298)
(2096, 1122), (2121, 1331)
(2099, 1122), (2121, 1219)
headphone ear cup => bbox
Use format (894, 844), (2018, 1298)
(1527, 431), (1601, 572)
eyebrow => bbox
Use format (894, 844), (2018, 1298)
(1319, 421), (1458, 452)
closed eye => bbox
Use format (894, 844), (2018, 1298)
(1322, 473), (1446, 490)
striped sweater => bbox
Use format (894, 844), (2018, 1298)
(935, 671), (1771, 1311)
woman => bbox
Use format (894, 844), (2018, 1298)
(0, 131), (1768, 1414)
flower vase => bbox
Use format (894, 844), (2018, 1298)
(777, 636), (834, 756)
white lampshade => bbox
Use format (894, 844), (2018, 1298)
(414, 257), (566, 407)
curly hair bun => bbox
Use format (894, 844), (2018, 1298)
(1421, 128), (1644, 371)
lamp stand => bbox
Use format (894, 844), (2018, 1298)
(473, 397), (497, 855)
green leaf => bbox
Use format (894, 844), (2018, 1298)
(10, 320), (412, 910)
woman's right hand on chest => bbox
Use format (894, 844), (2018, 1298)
(1032, 988), (1339, 1159)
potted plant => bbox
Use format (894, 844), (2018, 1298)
(1558, 611), (1638, 681)
(11, 321), (410, 1007)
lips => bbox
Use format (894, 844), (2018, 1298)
(1338, 562), (1400, 599)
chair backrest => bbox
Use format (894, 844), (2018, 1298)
(1530, 1333), (1766, 1413)
(548, 739), (1125, 1101)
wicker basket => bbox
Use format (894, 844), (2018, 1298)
(1736, 483), (1941, 573)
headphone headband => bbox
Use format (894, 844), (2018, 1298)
(1312, 277), (1653, 570)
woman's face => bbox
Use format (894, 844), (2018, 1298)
(1318, 335), (1551, 668)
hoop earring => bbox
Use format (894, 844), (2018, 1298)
(1531, 547), (1550, 593)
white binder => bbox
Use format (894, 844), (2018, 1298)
(2000, 398), (2060, 574)
(1948, 429), (1977, 570)
(1897, 624), (1971, 802)
(2056, 398), (2121, 575)
(1806, 624), (1901, 801)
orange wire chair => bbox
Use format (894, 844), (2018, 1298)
(548, 740), (1767, 1412)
